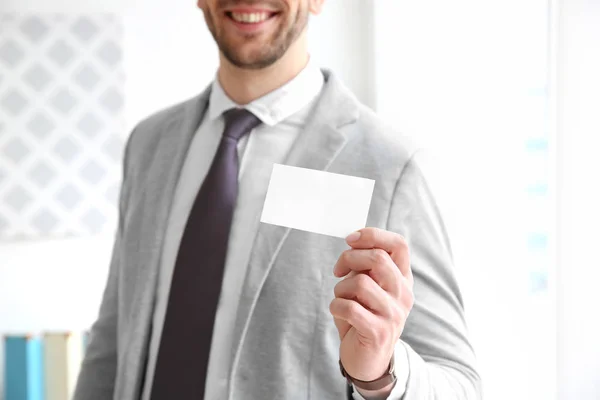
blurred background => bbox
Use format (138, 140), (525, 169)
(0, 0), (598, 399)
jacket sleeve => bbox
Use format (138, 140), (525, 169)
(72, 129), (135, 400)
(384, 150), (482, 399)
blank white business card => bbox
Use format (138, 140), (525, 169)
(260, 164), (375, 238)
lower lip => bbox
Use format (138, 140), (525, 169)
(226, 14), (278, 33)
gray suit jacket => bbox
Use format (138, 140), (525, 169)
(73, 70), (481, 400)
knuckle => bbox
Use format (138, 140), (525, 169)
(329, 299), (337, 314)
(371, 248), (389, 266)
(377, 228), (392, 247)
(339, 249), (352, 264)
(347, 300), (361, 315)
(395, 234), (409, 250)
(383, 303), (396, 320)
(369, 227), (381, 242)
(354, 275), (373, 300)
(354, 273), (372, 289)
(330, 298), (353, 317)
(333, 282), (342, 298)
(391, 266), (404, 284)
(363, 227), (377, 241)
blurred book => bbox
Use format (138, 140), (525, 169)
(4, 335), (45, 400)
(43, 332), (84, 400)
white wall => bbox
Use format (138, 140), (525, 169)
(556, 0), (600, 398)
(373, 1), (555, 399)
(1, 0), (127, 13)
(0, 0), (373, 396)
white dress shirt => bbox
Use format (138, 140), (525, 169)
(141, 58), (407, 400)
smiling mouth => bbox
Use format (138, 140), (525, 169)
(225, 11), (280, 24)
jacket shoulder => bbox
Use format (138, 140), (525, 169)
(353, 103), (420, 168)
(129, 96), (200, 154)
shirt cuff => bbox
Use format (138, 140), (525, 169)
(351, 340), (409, 400)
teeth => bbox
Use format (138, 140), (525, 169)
(231, 12), (270, 23)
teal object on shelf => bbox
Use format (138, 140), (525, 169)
(4, 335), (45, 400)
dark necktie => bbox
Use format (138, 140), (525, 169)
(150, 108), (262, 399)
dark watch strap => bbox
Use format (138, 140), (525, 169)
(346, 382), (354, 399)
(339, 355), (397, 392)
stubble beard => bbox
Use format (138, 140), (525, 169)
(204, 3), (309, 70)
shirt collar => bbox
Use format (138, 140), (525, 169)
(208, 57), (324, 127)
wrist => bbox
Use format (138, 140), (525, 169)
(339, 353), (397, 392)
(355, 381), (396, 400)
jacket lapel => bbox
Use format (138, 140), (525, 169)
(123, 87), (212, 399)
(229, 70), (361, 389)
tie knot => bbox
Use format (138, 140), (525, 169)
(222, 108), (262, 142)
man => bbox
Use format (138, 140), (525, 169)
(74, 0), (481, 399)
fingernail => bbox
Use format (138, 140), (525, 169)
(346, 231), (361, 243)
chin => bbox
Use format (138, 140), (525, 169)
(221, 42), (281, 69)
(227, 55), (280, 70)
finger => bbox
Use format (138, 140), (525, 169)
(346, 227), (412, 281)
(334, 273), (394, 317)
(334, 248), (402, 296)
(399, 276), (415, 312)
(329, 297), (380, 338)
(332, 317), (352, 341)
